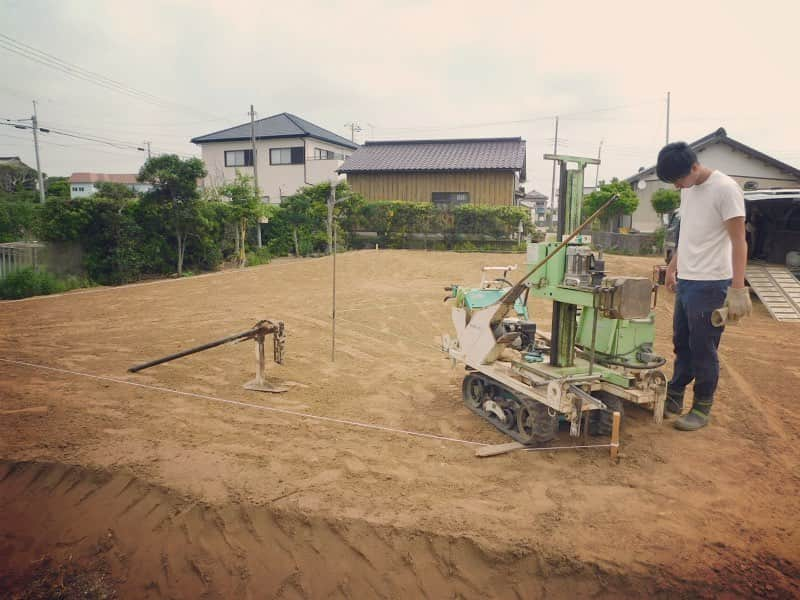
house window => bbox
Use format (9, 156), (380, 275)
(270, 147), (304, 165)
(225, 149), (253, 167)
(314, 148), (335, 160)
(432, 192), (470, 206)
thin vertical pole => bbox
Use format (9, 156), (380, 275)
(31, 101), (45, 204)
(610, 412), (621, 460)
(332, 217), (337, 362)
(594, 139), (603, 188)
(549, 116), (559, 215)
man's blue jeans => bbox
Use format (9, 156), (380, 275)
(669, 278), (731, 399)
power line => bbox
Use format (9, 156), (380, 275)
(0, 33), (234, 122)
(1, 120), (196, 158)
(369, 98), (664, 135)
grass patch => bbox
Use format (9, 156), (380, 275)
(0, 268), (92, 299)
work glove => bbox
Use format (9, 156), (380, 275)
(724, 286), (752, 323)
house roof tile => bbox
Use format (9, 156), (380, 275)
(338, 137), (526, 180)
(190, 112), (358, 149)
(627, 127), (800, 182)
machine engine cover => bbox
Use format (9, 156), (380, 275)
(600, 277), (653, 320)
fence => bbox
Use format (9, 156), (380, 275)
(591, 232), (660, 255)
(0, 241), (84, 278)
(0, 242), (44, 278)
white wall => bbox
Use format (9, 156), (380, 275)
(200, 137), (353, 204)
(629, 142), (800, 232)
(69, 182), (152, 199)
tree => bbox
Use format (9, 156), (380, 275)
(94, 181), (137, 200)
(0, 159), (37, 194)
(220, 171), (260, 266)
(138, 154), (207, 276)
(583, 178), (639, 231)
(45, 177), (70, 199)
(651, 188), (680, 223)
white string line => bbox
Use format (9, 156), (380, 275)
(0, 357), (487, 448)
(524, 443), (617, 452)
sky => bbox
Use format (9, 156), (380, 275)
(1, 0), (798, 197)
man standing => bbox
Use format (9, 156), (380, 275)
(656, 142), (752, 431)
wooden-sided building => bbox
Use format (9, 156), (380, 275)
(338, 137), (526, 206)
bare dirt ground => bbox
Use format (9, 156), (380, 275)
(1, 249), (799, 599)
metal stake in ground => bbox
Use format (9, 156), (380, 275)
(128, 320), (288, 393)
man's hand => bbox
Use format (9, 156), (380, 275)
(665, 264), (677, 292)
(725, 286), (752, 322)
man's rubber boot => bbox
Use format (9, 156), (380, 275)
(674, 397), (712, 431)
(664, 386), (684, 417)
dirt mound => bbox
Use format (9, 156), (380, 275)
(2, 461), (797, 599)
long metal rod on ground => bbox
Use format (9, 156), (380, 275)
(128, 327), (262, 373)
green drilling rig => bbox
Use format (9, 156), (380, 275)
(442, 154), (667, 446)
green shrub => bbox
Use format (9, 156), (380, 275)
(0, 267), (90, 299)
(246, 247), (271, 266)
(0, 201), (41, 242)
(453, 240), (478, 252)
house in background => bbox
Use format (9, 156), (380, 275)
(338, 137), (526, 206)
(520, 189), (548, 225)
(191, 112), (358, 204)
(625, 128), (800, 232)
(69, 173), (152, 199)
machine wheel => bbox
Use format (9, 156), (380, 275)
(462, 374), (485, 409)
(589, 392), (624, 437)
(517, 400), (558, 444)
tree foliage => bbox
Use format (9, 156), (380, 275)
(583, 178), (639, 229)
(651, 188), (680, 219)
(138, 155), (207, 275)
(46, 177), (70, 199)
(0, 159), (38, 194)
(220, 171), (261, 265)
(95, 181), (137, 200)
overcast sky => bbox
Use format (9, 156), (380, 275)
(1, 0), (798, 196)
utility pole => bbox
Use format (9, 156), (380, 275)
(549, 115), (559, 215)
(31, 101), (45, 203)
(250, 105), (263, 248)
(143, 141), (152, 159)
(665, 91), (670, 144)
(344, 122), (362, 142)
(594, 139), (604, 188)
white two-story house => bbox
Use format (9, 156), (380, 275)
(191, 112), (359, 203)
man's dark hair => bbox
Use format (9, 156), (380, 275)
(656, 142), (697, 183)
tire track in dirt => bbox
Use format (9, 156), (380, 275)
(3, 460), (798, 599)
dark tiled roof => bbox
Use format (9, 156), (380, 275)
(191, 112), (358, 149)
(338, 137), (526, 179)
(524, 189), (547, 200)
(627, 127), (800, 182)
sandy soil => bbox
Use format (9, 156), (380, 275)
(1, 249), (799, 599)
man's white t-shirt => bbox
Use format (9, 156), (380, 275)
(677, 170), (745, 281)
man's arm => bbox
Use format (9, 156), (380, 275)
(666, 250), (678, 292)
(725, 216), (747, 288)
